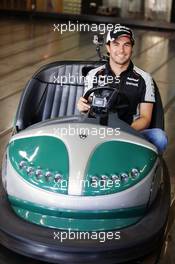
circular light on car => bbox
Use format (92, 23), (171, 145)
(19, 160), (27, 169)
(100, 175), (108, 186)
(35, 169), (43, 178)
(90, 176), (98, 185)
(45, 171), (52, 181)
(101, 175), (108, 181)
(26, 166), (34, 175)
(131, 168), (140, 179)
(120, 173), (129, 183)
(54, 173), (62, 182)
(111, 174), (120, 182)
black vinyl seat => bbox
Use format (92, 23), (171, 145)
(15, 61), (103, 131)
(15, 61), (164, 131)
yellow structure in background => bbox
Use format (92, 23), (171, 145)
(0, 0), (81, 14)
(62, 0), (81, 14)
(0, 0), (33, 10)
(36, 0), (81, 14)
(36, 0), (63, 13)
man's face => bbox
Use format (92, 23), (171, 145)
(106, 36), (133, 66)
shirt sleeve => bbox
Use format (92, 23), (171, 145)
(140, 74), (155, 103)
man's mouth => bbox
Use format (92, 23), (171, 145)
(117, 55), (126, 59)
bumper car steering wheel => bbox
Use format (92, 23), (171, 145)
(83, 86), (130, 116)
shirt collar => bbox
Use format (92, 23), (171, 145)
(105, 60), (133, 77)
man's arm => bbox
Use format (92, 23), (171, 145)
(131, 103), (153, 131)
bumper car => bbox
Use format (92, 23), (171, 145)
(0, 38), (170, 263)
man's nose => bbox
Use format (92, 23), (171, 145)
(118, 45), (124, 53)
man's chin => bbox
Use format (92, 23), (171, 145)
(115, 60), (129, 65)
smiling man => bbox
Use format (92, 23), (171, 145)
(77, 24), (167, 153)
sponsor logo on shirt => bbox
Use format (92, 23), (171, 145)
(127, 77), (139, 82)
(126, 81), (139, 87)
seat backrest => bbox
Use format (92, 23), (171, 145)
(15, 61), (103, 131)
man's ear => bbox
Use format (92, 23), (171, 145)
(106, 44), (110, 54)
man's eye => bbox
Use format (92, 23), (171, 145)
(125, 43), (131, 47)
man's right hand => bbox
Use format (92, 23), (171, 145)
(77, 97), (91, 113)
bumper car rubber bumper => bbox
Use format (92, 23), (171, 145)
(0, 160), (170, 264)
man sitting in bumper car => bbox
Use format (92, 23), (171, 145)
(77, 24), (168, 154)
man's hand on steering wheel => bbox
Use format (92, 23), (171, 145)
(77, 97), (91, 113)
(77, 87), (130, 115)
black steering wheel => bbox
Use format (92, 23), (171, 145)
(84, 86), (130, 115)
